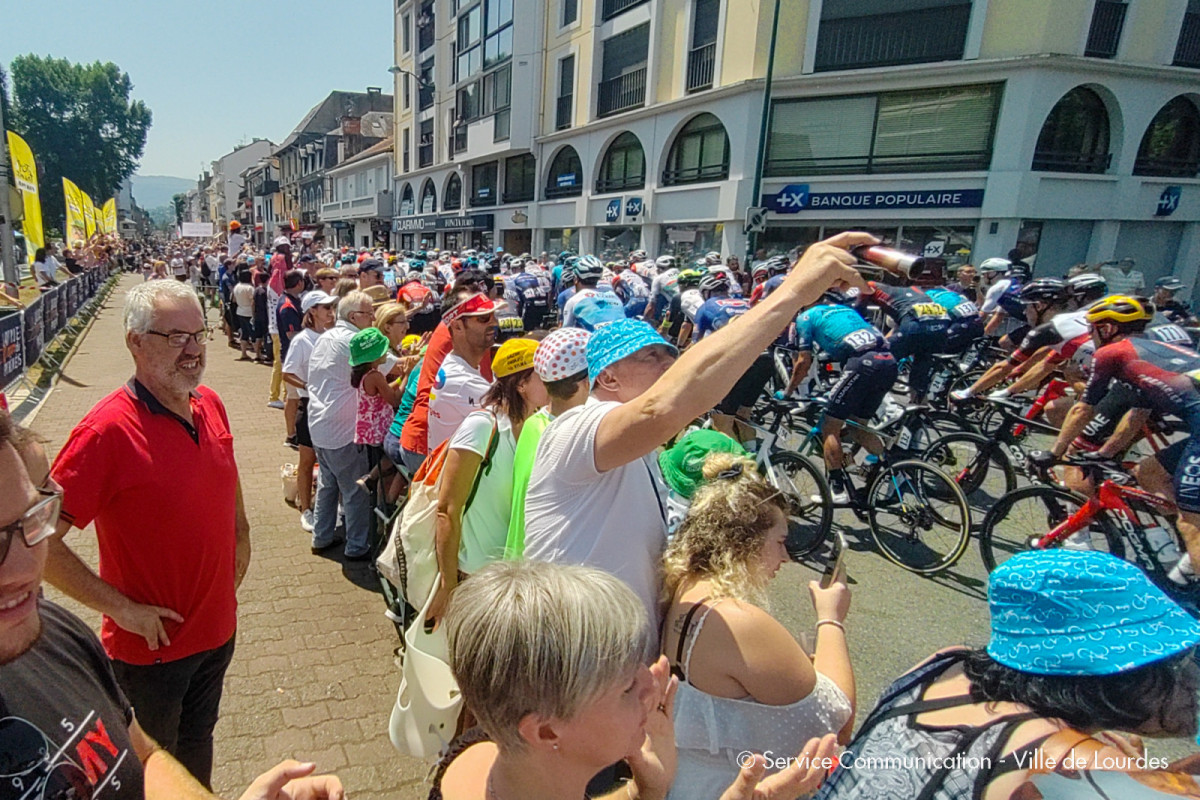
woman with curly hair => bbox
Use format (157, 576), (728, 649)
(660, 452), (855, 799)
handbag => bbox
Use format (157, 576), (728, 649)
(377, 412), (498, 606)
(388, 577), (463, 759)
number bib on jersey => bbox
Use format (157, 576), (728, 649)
(842, 328), (880, 351)
(912, 303), (948, 319)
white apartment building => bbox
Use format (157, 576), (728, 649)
(322, 138), (395, 249)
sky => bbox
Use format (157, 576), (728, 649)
(1, 0), (394, 179)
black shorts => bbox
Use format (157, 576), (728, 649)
(1158, 435), (1200, 513)
(237, 316), (255, 340)
(827, 350), (898, 421)
(716, 353), (774, 415)
(944, 318), (984, 354)
(295, 398), (313, 449)
(1075, 381), (1141, 452)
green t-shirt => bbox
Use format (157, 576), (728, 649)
(505, 408), (553, 558)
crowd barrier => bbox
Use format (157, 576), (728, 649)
(0, 267), (119, 394)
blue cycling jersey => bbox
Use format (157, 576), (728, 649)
(556, 286), (573, 311)
(925, 287), (979, 319)
(693, 296), (751, 341)
(794, 304), (887, 362)
(571, 291), (627, 331)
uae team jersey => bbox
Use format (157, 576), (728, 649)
(1083, 337), (1200, 429)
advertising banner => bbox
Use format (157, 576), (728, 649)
(102, 198), (118, 235)
(66, 280), (80, 317)
(7, 131), (44, 259)
(180, 222), (215, 238)
(62, 178), (88, 244)
(23, 295), (43, 366)
(56, 284), (67, 333)
(82, 192), (97, 238)
(0, 312), (23, 387)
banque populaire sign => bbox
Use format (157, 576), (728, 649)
(764, 184), (984, 214)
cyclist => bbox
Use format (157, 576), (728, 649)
(979, 258), (1029, 342)
(1152, 276), (1197, 327)
(858, 281), (950, 404)
(781, 290), (896, 503)
(612, 264), (651, 318)
(1038, 295), (1200, 584)
(692, 271), (750, 342)
(561, 256), (626, 331)
(555, 259), (579, 314)
(508, 263), (555, 331)
(644, 256), (680, 326)
(925, 284), (982, 355)
(750, 255), (791, 305)
(672, 267), (708, 347)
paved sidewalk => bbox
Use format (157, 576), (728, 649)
(32, 275), (429, 800)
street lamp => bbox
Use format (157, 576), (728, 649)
(388, 65), (435, 92)
(744, 0), (782, 270)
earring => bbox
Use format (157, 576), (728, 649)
(553, 743), (559, 751)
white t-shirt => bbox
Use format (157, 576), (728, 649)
(523, 398), (669, 625)
(448, 410), (516, 573)
(228, 233), (246, 257)
(282, 327), (321, 398)
(232, 283), (255, 317)
(427, 353), (492, 452)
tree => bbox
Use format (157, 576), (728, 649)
(8, 55), (151, 236)
(171, 193), (185, 227)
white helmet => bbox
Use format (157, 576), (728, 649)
(978, 257), (1011, 273)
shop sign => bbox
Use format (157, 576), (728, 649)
(1157, 186), (1182, 217)
(764, 184), (984, 213)
(605, 199), (622, 223)
(557, 173), (577, 188)
(624, 197), (644, 218)
(392, 213), (494, 233)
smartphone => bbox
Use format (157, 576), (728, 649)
(820, 532), (848, 589)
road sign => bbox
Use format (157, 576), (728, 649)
(769, 184), (810, 214)
(605, 198), (621, 223)
(744, 207), (768, 234)
(624, 196), (643, 218)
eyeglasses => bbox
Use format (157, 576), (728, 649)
(1, 488), (61, 567)
(146, 330), (207, 348)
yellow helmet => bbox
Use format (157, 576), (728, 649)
(1085, 295), (1154, 326)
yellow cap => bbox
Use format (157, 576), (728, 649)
(492, 338), (539, 378)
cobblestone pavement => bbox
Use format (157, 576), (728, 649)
(31, 275), (430, 800)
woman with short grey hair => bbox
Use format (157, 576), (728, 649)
(431, 561), (839, 800)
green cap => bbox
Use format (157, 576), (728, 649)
(349, 327), (390, 367)
(658, 430), (748, 499)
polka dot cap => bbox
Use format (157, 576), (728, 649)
(534, 328), (592, 382)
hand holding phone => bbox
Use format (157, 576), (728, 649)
(819, 532), (848, 589)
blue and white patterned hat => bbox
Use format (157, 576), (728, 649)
(586, 319), (678, 388)
(987, 550), (1200, 676)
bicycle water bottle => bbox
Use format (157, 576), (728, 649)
(1144, 525), (1181, 571)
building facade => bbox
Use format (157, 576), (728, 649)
(207, 139), (275, 231)
(321, 138), (395, 249)
(391, 0), (1200, 296)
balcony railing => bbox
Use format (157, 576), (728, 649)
(814, 3), (970, 72)
(1174, 11), (1200, 67)
(686, 42), (716, 93)
(1134, 156), (1200, 178)
(556, 95), (573, 130)
(253, 180), (279, 196)
(601, 0), (649, 21)
(597, 68), (647, 118)
(765, 149), (993, 177)
(1085, 0), (1127, 58)
(418, 142), (433, 168)
(1031, 150), (1112, 173)
(419, 85), (434, 111)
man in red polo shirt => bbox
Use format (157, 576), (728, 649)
(46, 279), (250, 789)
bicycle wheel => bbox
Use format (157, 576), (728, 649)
(763, 450), (832, 559)
(978, 485), (1124, 572)
(922, 432), (1016, 510)
(866, 459), (972, 575)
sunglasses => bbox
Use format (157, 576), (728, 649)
(1, 489), (62, 567)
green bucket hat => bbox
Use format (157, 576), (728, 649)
(349, 327), (390, 367)
(658, 430), (748, 499)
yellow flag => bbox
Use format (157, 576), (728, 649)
(62, 178), (88, 245)
(102, 198), (118, 236)
(6, 131), (44, 262)
(82, 191), (96, 239)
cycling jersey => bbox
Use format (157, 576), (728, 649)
(1083, 337), (1200, 427)
(794, 304), (887, 363)
(693, 296), (751, 341)
(556, 286), (574, 312)
(924, 287), (979, 320)
(679, 289), (704, 323)
(563, 288), (626, 331)
(648, 269), (680, 321)
(510, 272), (553, 330)
(981, 277), (1026, 319)
(1146, 312), (1194, 347)
(398, 280), (434, 307)
(1008, 310), (1089, 366)
(862, 283), (949, 325)
(613, 270), (650, 303)
(760, 274), (786, 301)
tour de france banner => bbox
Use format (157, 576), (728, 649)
(6, 130), (44, 261)
(102, 198), (118, 235)
(62, 178), (87, 244)
(0, 309), (23, 388)
(82, 191), (96, 239)
(23, 294), (43, 366)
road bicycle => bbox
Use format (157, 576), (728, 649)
(977, 453), (1200, 610)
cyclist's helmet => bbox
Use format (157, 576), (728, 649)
(752, 262), (770, 281)
(462, 248), (478, 258)
(677, 268), (705, 288)
(978, 257), (1010, 273)
(704, 251), (722, 266)
(1085, 295), (1155, 331)
(340, 254), (356, 265)
(630, 249), (648, 262)
(1155, 276), (1185, 293)
(409, 258), (427, 270)
(1006, 262), (1033, 281)
(766, 255), (790, 276)
(465, 256), (480, 268)
(575, 255), (605, 282)
(699, 271), (732, 295)
(1067, 273), (1108, 304)
(1018, 278), (1067, 305)
(820, 289), (849, 305)
(655, 255), (678, 271)
(559, 250), (575, 262)
(404, 270), (424, 283)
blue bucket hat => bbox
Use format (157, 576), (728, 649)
(586, 319), (678, 388)
(987, 550), (1200, 676)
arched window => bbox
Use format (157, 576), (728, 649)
(544, 146), (583, 199)
(420, 180), (437, 213)
(1134, 96), (1200, 178)
(1032, 87), (1111, 173)
(399, 184), (415, 215)
(444, 173), (463, 210)
(663, 113), (729, 186)
(596, 132), (646, 193)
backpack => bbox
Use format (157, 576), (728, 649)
(377, 412), (499, 605)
